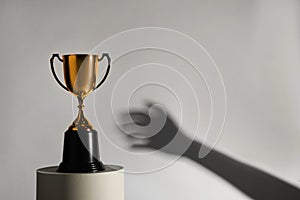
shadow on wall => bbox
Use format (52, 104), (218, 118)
(119, 102), (300, 200)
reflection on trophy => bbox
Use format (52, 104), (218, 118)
(50, 53), (110, 172)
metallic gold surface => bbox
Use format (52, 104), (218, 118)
(50, 53), (110, 132)
(69, 96), (94, 131)
(62, 54), (99, 131)
(62, 54), (99, 98)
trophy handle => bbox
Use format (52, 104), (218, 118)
(50, 53), (69, 91)
(94, 53), (111, 90)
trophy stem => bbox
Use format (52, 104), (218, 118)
(76, 96), (85, 128)
(77, 95), (86, 115)
(68, 95), (93, 131)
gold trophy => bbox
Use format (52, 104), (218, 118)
(50, 53), (110, 172)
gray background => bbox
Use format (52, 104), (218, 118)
(1, 0), (300, 199)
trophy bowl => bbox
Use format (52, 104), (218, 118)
(50, 53), (111, 173)
(62, 54), (98, 98)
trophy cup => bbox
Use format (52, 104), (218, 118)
(50, 53), (110, 173)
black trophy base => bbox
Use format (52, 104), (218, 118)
(57, 128), (105, 173)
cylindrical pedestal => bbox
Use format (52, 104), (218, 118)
(37, 165), (124, 200)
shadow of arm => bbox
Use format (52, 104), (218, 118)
(121, 104), (300, 199)
(185, 141), (300, 200)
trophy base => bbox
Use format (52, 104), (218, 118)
(57, 128), (105, 173)
(58, 160), (104, 173)
(37, 165), (124, 200)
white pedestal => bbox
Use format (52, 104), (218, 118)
(37, 165), (124, 200)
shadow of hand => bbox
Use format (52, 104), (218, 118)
(120, 103), (193, 156)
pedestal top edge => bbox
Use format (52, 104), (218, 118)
(37, 165), (124, 175)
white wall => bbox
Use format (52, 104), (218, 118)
(0, 0), (300, 199)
